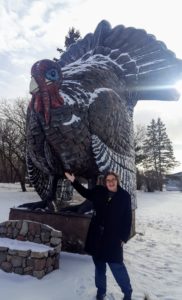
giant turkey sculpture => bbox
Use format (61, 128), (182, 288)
(22, 20), (182, 211)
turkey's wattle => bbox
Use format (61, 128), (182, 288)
(29, 59), (64, 125)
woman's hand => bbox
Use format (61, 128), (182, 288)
(65, 172), (75, 183)
(121, 241), (124, 247)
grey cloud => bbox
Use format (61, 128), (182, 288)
(3, 0), (35, 18)
(0, 0), (82, 54)
(0, 80), (8, 87)
(35, 30), (46, 38)
(0, 53), (12, 70)
(42, 2), (70, 22)
(0, 70), (9, 77)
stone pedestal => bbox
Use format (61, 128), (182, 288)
(9, 208), (91, 253)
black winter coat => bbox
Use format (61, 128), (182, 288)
(72, 180), (132, 263)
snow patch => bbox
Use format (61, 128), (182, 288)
(63, 114), (80, 125)
(60, 91), (75, 105)
(88, 88), (115, 105)
(0, 237), (52, 251)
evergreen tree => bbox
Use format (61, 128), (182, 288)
(54, 27), (81, 61)
(65, 27), (81, 49)
(143, 118), (178, 191)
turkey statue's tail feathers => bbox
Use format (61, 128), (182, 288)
(59, 20), (182, 101)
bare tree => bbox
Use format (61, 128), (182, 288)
(134, 124), (146, 190)
(0, 98), (27, 191)
(134, 124), (146, 165)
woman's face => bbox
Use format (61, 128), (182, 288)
(105, 175), (118, 192)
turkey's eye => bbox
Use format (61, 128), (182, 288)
(46, 68), (59, 81)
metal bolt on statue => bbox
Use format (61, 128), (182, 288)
(19, 20), (182, 213)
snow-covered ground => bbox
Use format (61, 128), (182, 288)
(0, 183), (182, 300)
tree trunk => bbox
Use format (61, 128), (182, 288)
(20, 180), (26, 192)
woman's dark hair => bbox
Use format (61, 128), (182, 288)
(103, 171), (120, 186)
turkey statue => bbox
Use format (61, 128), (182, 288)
(20, 20), (182, 212)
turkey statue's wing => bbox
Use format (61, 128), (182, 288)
(26, 107), (55, 174)
(26, 107), (73, 208)
(88, 88), (136, 208)
(26, 107), (61, 204)
(26, 151), (54, 203)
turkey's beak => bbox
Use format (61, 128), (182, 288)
(29, 76), (50, 125)
(29, 77), (39, 94)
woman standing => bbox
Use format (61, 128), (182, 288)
(65, 171), (132, 300)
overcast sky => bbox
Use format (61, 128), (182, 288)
(0, 0), (182, 172)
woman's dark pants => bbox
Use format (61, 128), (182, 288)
(92, 257), (132, 299)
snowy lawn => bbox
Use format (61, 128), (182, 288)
(0, 183), (182, 300)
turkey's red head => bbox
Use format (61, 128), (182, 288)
(29, 59), (64, 125)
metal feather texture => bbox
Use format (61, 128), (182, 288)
(24, 20), (182, 211)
